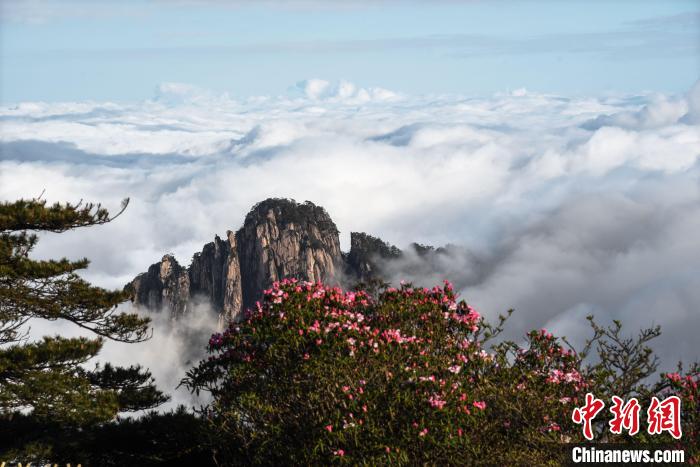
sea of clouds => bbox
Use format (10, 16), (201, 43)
(1, 78), (699, 406)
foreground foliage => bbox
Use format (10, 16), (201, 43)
(0, 198), (167, 460)
(2, 196), (697, 464)
(0, 406), (214, 466)
(186, 279), (699, 465)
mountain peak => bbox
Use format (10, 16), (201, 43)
(127, 199), (353, 323)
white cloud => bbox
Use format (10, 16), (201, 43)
(292, 79), (401, 103)
(582, 94), (690, 130)
(1, 78), (699, 386)
(21, 303), (216, 411)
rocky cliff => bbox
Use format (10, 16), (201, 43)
(236, 199), (343, 312)
(127, 199), (364, 323)
(128, 254), (191, 317)
(344, 232), (402, 283)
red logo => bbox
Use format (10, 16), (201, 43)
(608, 396), (641, 436)
(572, 392), (605, 440)
(647, 395), (682, 439)
(572, 394), (682, 440)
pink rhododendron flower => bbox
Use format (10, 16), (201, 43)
(428, 394), (447, 410)
(667, 372), (682, 382)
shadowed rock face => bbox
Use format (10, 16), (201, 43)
(127, 254), (190, 317)
(187, 232), (243, 323)
(345, 232), (402, 283)
(127, 199), (356, 324)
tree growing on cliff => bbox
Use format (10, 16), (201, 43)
(0, 197), (167, 459)
(185, 279), (699, 465)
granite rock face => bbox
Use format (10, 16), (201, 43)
(127, 199), (357, 323)
(236, 199), (343, 312)
(187, 232), (243, 323)
(127, 254), (191, 317)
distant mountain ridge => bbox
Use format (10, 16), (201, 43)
(126, 198), (416, 323)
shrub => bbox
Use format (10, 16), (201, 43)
(185, 279), (698, 465)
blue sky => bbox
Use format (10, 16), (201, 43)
(1, 0), (699, 102)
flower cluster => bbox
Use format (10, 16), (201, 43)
(187, 279), (697, 464)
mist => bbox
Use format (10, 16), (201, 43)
(2, 78), (699, 398)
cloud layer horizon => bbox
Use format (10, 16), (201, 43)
(2, 79), (699, 403)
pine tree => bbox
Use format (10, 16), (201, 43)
(0, 197), (167, 428)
